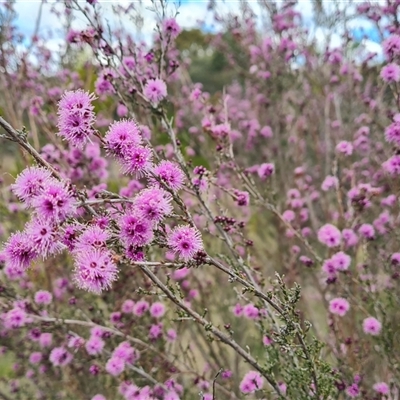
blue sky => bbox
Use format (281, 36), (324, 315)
(12, 0), (383, 57)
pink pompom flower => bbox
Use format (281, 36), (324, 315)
(318, 224), (341, 247)
(167, 225), (204, 261)
(239, 371), (264, 394)
(329, 298), (350, 316)
(57, 90), (96, 148)
(144, 78), (167, 104)
(363, 317), (382, 335)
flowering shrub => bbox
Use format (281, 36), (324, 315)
(0, 0), (400, 399)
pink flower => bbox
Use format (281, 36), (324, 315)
(162, 18), (181, 38)
(121, 299), (135, 314)
(278, 382), (287, 395)
(167, 225), (204, 261)
(373, 382), (389, 395)
(391, 253), (400, 265)
(151, 160), (185, 192)
(57, 90), (96, 148)
(342, 229), (358, 248)
(144, 78), (167, 104)
(166, 328), (177, 342)
(121, 145), (153, 177)
(11, 167), (53, 206)
(263, 335), (273, 346)
(358, 224), (375, 240)
(73, 249), (118, 294)
(133, 187), (173, 224)
(90, 326), (104, 338)
(112, 341), (138, 364)
(331, 251), (351, 271)
(95, 69), (116, 96)
(117, 103), (128, 118)
(257, 163), (275, 179)
(322, 258), (336, 276)
(74, 225), (110, 252)
(239, 371), (264, 394)
(243, 303), (260, 319)
(39, 333), (52, 348)
(133, 300), (149, 317)
(260, 125), (273, 138)
(68, 336), (85, 349)
(383, 34), (400, 60)
(29, 352), (42, 364)
(123, 56), (135, 70)
(26, 218), (65, 259)
(150, 302), (166, 318)
(119, 212), (154, 248)
(2, 307), (27, 329)
(381, 63), (400, 82)
(172, 267), (190, 280)
(91, 395), (106, 400)
(321, 175), (339, 191)
(3, 232), (38, 272)
(49, 347), (73, 367)
(336, 141), (353, 156)
(346, 383), (359, 398)
(85, 336), (105, 356)
(34, 290), (53, 305)
(32, 181), (76, 222)
(233, 189), (250, 206)
(318, 224), (341, 247)
(329, 298), (350, 316)
(282, 209), (295, 222)
(385, 122), (400, 146)
(222, 370), (232, 379)
(383, 155), (400, 175)
(233, 303), (243, 316)
(105, 357), (125, 376)
(105, 119), (142, 159)
(363, 317), (382, 335)
(149, 323), (163, 340)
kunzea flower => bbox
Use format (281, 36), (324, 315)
(372, 382), (389, 395)
(317, 224), (341, 247)
(363, 317), (382, 335)
(49, 347), (73, 367)
(167, 225), (203, 261)
(3, 231), (38, 272)
(150, 302), (166, 318)
(74, 225), (110, 252)
(336, 140), (353, 156)
(120, 144), (153, 177)
(104, 119), (142, 159)
(73, 249), (118, 294)
(239, 371), (264, 394)
(85, 336), (105, 356)
(11, 166), (53, 206)
(331, 251), (351, 271)
(144, 78), (167, 104)
(133, 187), (173, 224)
(105, 356), (125, 376)
(34, 290), (53, 305)
(150, 160), (185, 192)
(119, 212), (154, 248)
(381, 63), (400, 83)
(25, 218), (65, 258)
(162, 18), (181, 38)
(383, 155), (400, 175)
(32, 181), (76, 222)
(57, 90), (96, 148)
(383, 34), (400, 61)
(329, 298), (350, 316)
